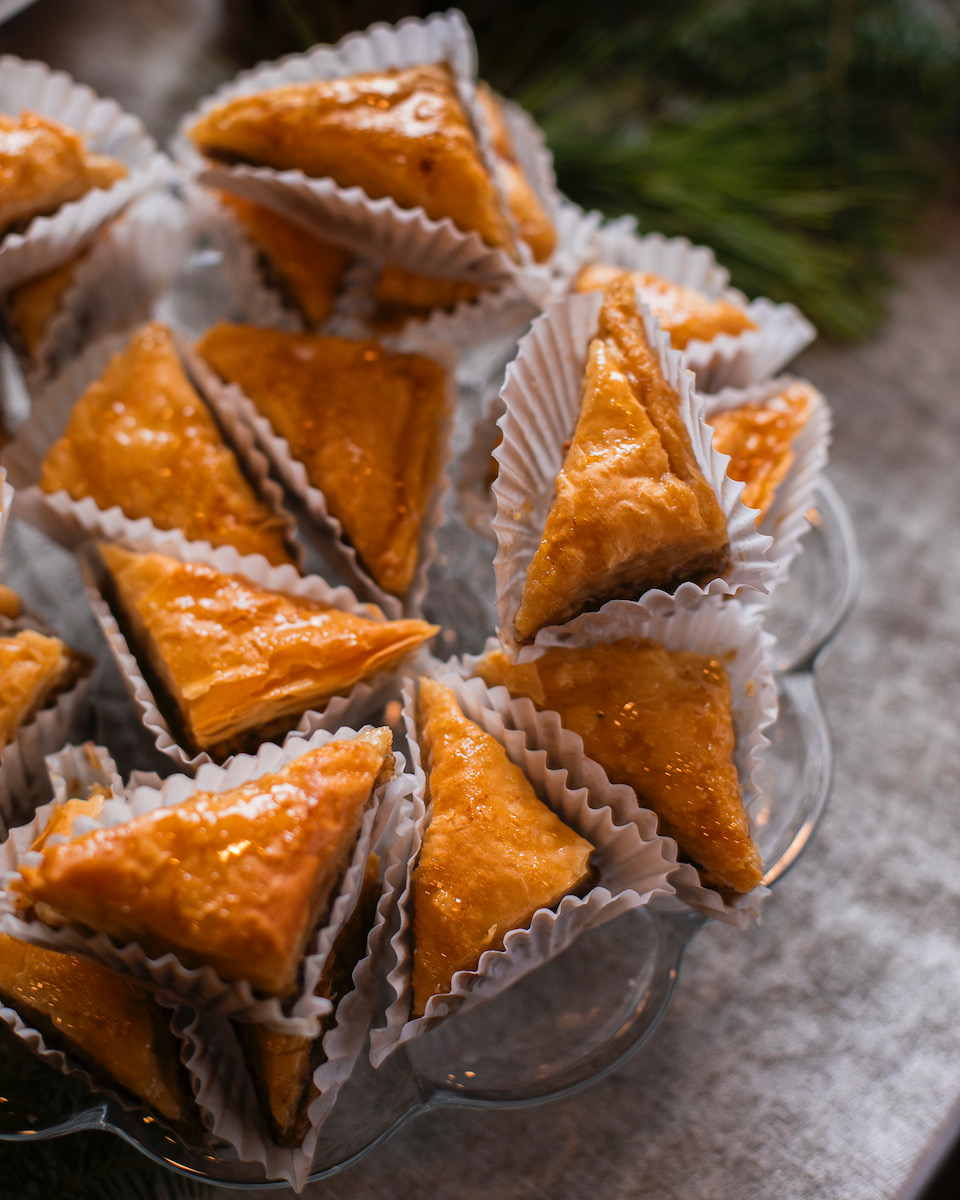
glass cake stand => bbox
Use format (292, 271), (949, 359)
(0, 474), (859, 1188)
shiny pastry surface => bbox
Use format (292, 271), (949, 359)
(100, 542), (437, 754)
(17, 730), (394, 997)
(0, 110), (127, 236)
(0, 931), (185, 1121)
(412, 677), (593, 1017)
(574, 263), (757, 349)
(514, 279), (730, 642)
(0, 628), (72, 748)
(40, 322), (293, 566)
(707, 381), (816, 516)
(219, 192), (351, 327)
(476, 642), (762, 894)
(189, 64), (516, 254)
(6, 251), (84, 357)
(196, 322), (447, 598)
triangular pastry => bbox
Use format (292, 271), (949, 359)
(0, 931), (188, 1123)
(475, 642), (762, 895)
(196, 322), (447, 599)
(411, 677), (594, 1016)
(707, 381), (815, 517)
(0, 628), (83, 749)
(17, 729), (395, 997)
(0, 111), (127, 236)
(40, 322), (293, 566)
(219, 192), (351, 328)
(513, 279), (730, 642)
(189, 64), (516, 254)
(5, 250), (85, 358)
(99, 542), (437, 757)
(575, 263), (757, 349)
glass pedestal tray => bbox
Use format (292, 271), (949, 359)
(0, 476), (858, 1188)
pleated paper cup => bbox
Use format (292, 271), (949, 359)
(567, 214), (816, 391)
(77, 532), (430, 771)
(0, 56), (175, 292)
(0, 325), (302, 569)
(183, 324), (457, 621)
(493, 290), (776, 655)
(0, 728), (413, 1037)
(368, 673), (677, 1065)
(457, 595), (777, 925)
(0, 466), (12, 555)
(174, 12), (553, 305)
(703, 376), (832, 591)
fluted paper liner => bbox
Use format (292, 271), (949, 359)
(174, 12), (555, 306)
(564, 213), (816, 391)
(368, 672), (677, 1065)
(0, 727), (411, 1036)
(0, 466), (11, 555)
(174, 802), (414, 1191)
(493, 289), (776, 655)
(703, 376), (832, 591)
(0, 56), (175, 292)
(77, 532), (431, 771)
(458, 596), (777, 924)
(0, 325), (302, 568)
(183, 325), (456, 621)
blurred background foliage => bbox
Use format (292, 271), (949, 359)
(225, 0), (960, 339)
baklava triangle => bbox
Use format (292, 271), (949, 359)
(0, 628), (80, 749)
(476, 642), (762, 895)
(513, 279), (730, 642)
(17, 729), (395, 998)
(100, 542), (437, 757)
(189, 63), (515, 254)
(40, 321), (293, 566)
(411, 677), (593, 1016)
(195, 322), (447, 599)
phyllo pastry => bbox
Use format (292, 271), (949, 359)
(39, 321), (293, 566)
(372, 262), (484, 328)
(411, 677), (594, 1016)
(475, 641), (762, 895)
(98, 541), (437, 757)
(219, 192), (351, 327)
(575, 263), (756, 350)
(239, 852), (381, 1145)
(16, 729), (395, 998)
(513, 279), (730, 643)
(196, 322), (447, 599)
(0, 111), (128, 237)
(707, 381), (816, 517)
(0, 628), (86, 750)
(4, 250), (85, 358)
(0, 931), (189, 1123)
(476, 83), (556, 263)
(189, 64), (516, 255)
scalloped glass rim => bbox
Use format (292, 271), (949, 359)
(0, 478), (859, 1188)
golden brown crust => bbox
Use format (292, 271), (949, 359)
(99, 541), (437, 756)
(574, 264), (757, 349)
(195, 322), (448, 598)
(0, 111), (127, 236)
(17, 733), (394, 997)
(476, 642), (762, 894)
(0, 629), (75, 748)
(5, 253), (83, 357)
(190, 64), (515, 254)
(40, 322), (293, 566)
(372, 263), (484, 328)
(411, 678), (593, 1017)
(514, 279), (730, 642)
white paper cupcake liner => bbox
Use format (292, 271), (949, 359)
(0, 465), (12, 554)
(457, 595), (777, 924)
(174, 13), (553, 306)
(0, 325), (303, 569)
(493, 289), (776, 654)
(0, 726), (412, 1037)
(77, 531), (431, 771)
(565, 213), (816, 391)
(703, 376), (832, 592)
(183, 325), (456, 621)
(0, 56), (176, 293)
(369, 672), (678, 1065)
(174, 800), (413, 1191)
